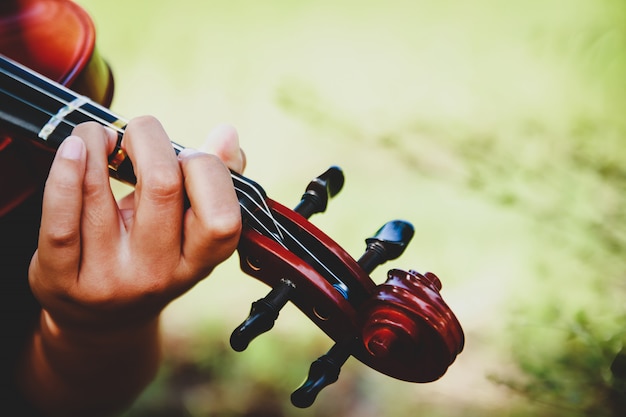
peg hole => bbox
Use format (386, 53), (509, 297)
(246, 256), (261, 271)
(313, 306), (331, 321)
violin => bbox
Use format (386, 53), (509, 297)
(0, 0), (464, 408)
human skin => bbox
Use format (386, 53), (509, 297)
(17, 116), (245, 417)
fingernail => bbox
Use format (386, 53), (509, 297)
(59, 136), (84, 160)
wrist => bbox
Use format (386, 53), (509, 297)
(16, 310), (162, 416)
(39, 308), (161, 352)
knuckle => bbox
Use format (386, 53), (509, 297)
(204, 211), (242, 244)
(43, 224), (80, 249)
(72, 121), (103, 135)
(140, 170), (183, 202)
(82, 168), (107, 196)
(182, 151), (219, 167)
(186, 153), (229, 178)
(83, 203), (109, 229)
(78, 290), (115, 308)
(126, 115), (160, 132)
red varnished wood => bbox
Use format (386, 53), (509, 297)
(0, 0), (113, 215)
(238, 199), (464, 382)
(360, 269), (464, 382)
(238, 199), (364, 338)
(0, 0), (464, 396)
(2, 0), (92, 85)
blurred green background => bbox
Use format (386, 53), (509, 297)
(76, 0), (626, 416)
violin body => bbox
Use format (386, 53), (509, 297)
(0, 0), (113, 215)
(0, 0), (464, 408)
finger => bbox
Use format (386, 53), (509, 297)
(117, 191), (136, 226)
(201, 124), (246, 174)
(35, 135), (86, 281)
(177, 150), (241, 280)
(73, 122), (123, 261)
(121, 116), (184, 259)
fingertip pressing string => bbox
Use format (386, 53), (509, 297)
(1, 56), (353, 302)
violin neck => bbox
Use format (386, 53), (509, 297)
(0, 53), (272, 224)
(0, 54), (126, 150)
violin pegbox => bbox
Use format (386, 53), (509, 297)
(231, 166), (464, 408)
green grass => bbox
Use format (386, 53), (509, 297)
(73, 0), (626, 415)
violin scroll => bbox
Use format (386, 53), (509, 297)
(233, 167), (464, 407)
(360, 269), (464, 381)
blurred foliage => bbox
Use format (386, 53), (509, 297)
(74, 0), (626, 415)
(493, 311), (626, 417)
(121, 323), (501, 417)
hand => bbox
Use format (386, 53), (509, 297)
(29, 116), (242, 330)
(20, 116), (244, 415)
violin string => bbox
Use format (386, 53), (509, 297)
(0, 65), (284, 239)
(0, 63), (351, 295)
(0, 80), (284, 242)
(264, 214), (351, 296)
(0, 61), (127, 136)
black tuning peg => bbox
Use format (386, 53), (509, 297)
(357, 220), (415, 274)
(294, 166), (344, 219)
(230, 279), (295, 352)
(291, 337), (356, 408)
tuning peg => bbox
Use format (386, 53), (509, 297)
(291, 337), (356, 408)
(357, 220), (415, 274)
(230, 279), (295, 352)
(294, 166), (344, 219)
